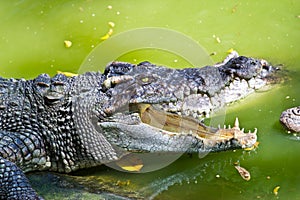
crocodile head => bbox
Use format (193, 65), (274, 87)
(94, 55), (279, 155)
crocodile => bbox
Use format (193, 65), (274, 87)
(280, 106), (300, 133)
(0, 53), (279, 199)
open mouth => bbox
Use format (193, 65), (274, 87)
(102, 105), (260, 154)
(135, 104), (257, 144)
(98, 55), (272, 154)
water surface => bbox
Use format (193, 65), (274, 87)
(0, 1), (299, 199)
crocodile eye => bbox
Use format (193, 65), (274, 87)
(34, 74), (51, 84)
(52, 81), (65, 86)
(141, 77), (149, 83)
(51, 74), (68, 90)
(34, 74), (51, 94)
(51, 82), (66, 95)
(137, 74), (155, 85)
(36, 82), (50, 88)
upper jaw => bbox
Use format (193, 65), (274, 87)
(218, 52), (281, 86)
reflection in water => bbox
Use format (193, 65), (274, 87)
(139, 152), (250, 199)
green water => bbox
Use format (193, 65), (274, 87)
(0, 1), (299, 199)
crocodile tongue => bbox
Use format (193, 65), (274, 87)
(136, 103), (218, 136)
(99, 103), (257, 154)
(135, 103), (257, 149)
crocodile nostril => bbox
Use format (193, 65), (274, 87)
(292, 108), (300, 116)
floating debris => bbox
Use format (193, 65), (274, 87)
(108, 21), (115, 28)
(108, 28), (113, 35)
(100, 34), (110, 40)
(244, 141), (260, 151)
(210, 52), (217, 56)
(100, 22), (115, 40)
(273, 185), (280, 196)
(234, 165), (251, 181)
(107, 5), (113, 10)
(227, 48), (235, 53)
(115, 154), (144, 172)
(116, 180), (130, 186)
(101, 28), (113, 40)
(57, 71), (78, 77)
(212, 34), (221, 43)
(231, 3), (239, 13)
(64, 40), (72, 48)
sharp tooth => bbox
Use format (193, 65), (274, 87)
(248, 130), (251, 133)
(218, 124), (221, 129)
(234, 117), (240, 129)
(254, 128), (257, 134)
(241, 128), (244, 133)
(228, 125), (231, 129)
(224, 125), (226, 129)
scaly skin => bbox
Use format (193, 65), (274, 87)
(0, 53), (279, 199)
(280, 106), (300, 133)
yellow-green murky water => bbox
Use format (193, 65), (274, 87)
(0, 1), (299, 199)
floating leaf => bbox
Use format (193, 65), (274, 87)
(108, 21), (115, 28)
(116, 154), (144, 172)
(244, 141), (260, 151)
(227, 48), (234, 53)
(64, 40), (72, 48)
(100, 34), (110, 40)
(100, 21), (115, 40)
(57, 71), (78, 77)
(234, 165), (251, 181)
(273, 186), (280, 196)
